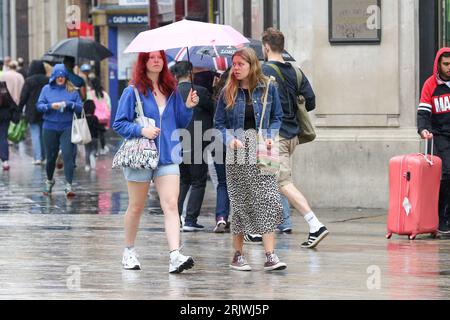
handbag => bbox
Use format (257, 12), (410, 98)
(265, 63), (316, 144)
(71, 109), (92, 145)
(8, 118), (27, 143)
(112, 87), (159, 170)
(256, 78), (281, 175)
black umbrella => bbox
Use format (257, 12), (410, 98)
(196, 38), (296, 62)
(41, 53), (65, 66)
(46, 38), (113, 62)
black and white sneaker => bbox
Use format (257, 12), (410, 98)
(244, 234), (263, 244)
(122, 248), (141, 270)
(169, 251), (195, 274)
(301, 226), (329, 249)
(183, 222), (205, 232)
(438, 221), (450, 234)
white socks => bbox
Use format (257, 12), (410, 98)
(304, 212), (324, 233)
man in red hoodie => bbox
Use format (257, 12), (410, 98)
(418, 48), (450, 234)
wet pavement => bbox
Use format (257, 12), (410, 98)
(1, 135), (450, 300)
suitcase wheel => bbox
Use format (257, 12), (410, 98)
(409, 234), (416, 240)
(386, 233), (392, 239)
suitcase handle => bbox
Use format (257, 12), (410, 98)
(423, 137), (434, 165)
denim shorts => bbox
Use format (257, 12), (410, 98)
(123, 164), (180, 183)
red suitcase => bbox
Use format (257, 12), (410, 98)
(386, 142), (441, 240)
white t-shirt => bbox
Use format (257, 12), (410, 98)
(158, 105), (166, 117)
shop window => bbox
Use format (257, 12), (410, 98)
(443, 0), (450, 47)
(242, 0), (279, 38)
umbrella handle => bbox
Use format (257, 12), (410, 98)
(185, 47), (195, 92)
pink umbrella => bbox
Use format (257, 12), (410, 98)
(124, 19), (249, 53)
(125, 19), (248, 90)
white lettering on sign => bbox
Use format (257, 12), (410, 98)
(113, 17), (127, 24)
(110, 15), (148, 25)
(119, 0), (148, 6)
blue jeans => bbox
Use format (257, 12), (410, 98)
(278, 195), (293, 230)
(30, 123), (45, 161)
(123, 164), (180, 183)
(43, 128), (75, 184)
(214, 162), (230, 222)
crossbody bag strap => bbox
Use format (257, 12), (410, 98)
(133, 86), (144, 118)
(266, 63), (286, 83)
(293, 67), (303, 95)
(259, 78), (272, 132)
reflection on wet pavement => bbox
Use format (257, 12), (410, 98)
(1, 138), (450, 299)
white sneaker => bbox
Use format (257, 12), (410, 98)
(169, 250), (194, 274)
(89, 153), (96, 169)
(99, 146), (109, 155)
(122, 248), (141, 270)
(213, 219), (227, 233)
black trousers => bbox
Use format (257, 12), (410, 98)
(433, 136), (450, 221)
(178, 162), (209, 223)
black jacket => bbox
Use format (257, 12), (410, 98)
(177, 82), (213, 159)
(86, 114), (104, 139)
(18, 60), (49, 124)
(178, 82), (214, 134)
(0, 82), (19, 123)
(262, 61), (316, 139)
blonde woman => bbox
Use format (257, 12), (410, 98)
(37, 64), (82, 197)
(215, 48), (286, 271)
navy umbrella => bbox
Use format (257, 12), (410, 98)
(46, 38), (113, 62)
(166, 38), (295, 72)
(166, 46), (231, 71)
(197, 38), (296, 62)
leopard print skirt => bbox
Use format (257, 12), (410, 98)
(226, 129), (283, 235)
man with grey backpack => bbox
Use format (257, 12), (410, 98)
(261, 28), (329, 249)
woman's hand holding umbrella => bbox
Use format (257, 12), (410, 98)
(186, 89), (199, 109)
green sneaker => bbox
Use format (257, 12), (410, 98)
(43, 180), (55, 196)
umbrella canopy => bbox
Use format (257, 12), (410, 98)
(124, 19), (249, 53)
(46, 38), (113, 61)
(196, 38), (296, 62)
(41, 53), (65, 66)
(165, 47), (231, 71)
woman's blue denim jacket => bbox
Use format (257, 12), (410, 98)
(214, 81), (283, 146)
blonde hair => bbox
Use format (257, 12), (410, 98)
(43, 62), (53, 78)
(224, 47), (269, 109)
(66, 81), (76, 93)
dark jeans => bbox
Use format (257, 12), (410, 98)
(214, 161), (230, 223)
(439, 179), (450, 223)
(433, 136), (450, 224)
(84, 138), (98, 165)
(43, 128), (75, 184)
(178, 162), (208, 224)
(0, 120), (9, 161)
(99, 125), (106, 149)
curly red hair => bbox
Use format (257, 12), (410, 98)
(131, 51), (177, 97)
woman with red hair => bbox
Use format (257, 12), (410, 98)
(113, 51), (199, 273)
